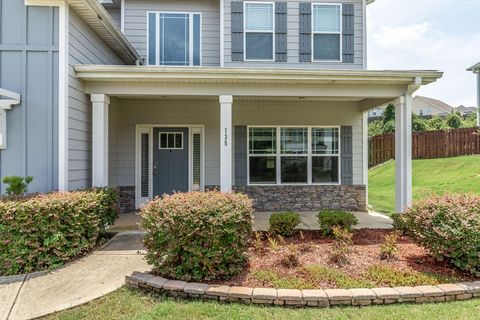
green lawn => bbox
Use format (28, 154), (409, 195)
(368, 155), (480, 215)
(45, 287), (480, 320)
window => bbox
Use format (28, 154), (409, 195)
(244, 2), (274, 60)
(147, 12), (201, 66)
(248, 126), (340, 185)
(312, 4), (341, 61)
(159, 132), (183, 149)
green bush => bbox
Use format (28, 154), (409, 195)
(402, 193), (480, 276)
(0, 188), (118, 276)
(2, 176), (33, 196)
(141, 191), (253, 281)
(269, 212), (300, 237)
(391, 213), (408, 234)
(318, 210), (358, 236)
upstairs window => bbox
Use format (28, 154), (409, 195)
(244, 2), (274, 61)
(312, 4), (341, 61)
(147, 12), (201, 66)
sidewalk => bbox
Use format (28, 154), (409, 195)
(0, 232), (150, 320)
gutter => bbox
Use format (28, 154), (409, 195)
(72, 0), (142, 65)
(407, 76), (422, 94)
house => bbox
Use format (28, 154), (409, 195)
(367, 96), (453, 120)
(455, 105), (478, 117)
(467, 62), (480, 126)
(0, 0), (442, 214)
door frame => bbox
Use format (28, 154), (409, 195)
(135, 124), (205, 208)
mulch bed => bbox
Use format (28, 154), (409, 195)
(213, 229), (478, 289)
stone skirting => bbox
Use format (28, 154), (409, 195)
(126, 272), (480, 307)
(117, 186), (135, 213)
(233, 185), (367, 212)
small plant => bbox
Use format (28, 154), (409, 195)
(380, 233), (399, 261)
(318, 210), (358, 236)
(364, 265), (446, 287)
(330, 227), (353, 266)
(269, 211), (300, 237)
(267, 236), (279, 251)
(2, 176), (33, 196)
(280, 245), (300, 268)
(298, 242), (313, 254)
(391, 213), (407, 234)
(252, 232), (266, 256)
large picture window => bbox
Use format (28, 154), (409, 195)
(147, 12), (201, 66)
(244, 2), (274, 61)
(312, 4), (341, 61)
(248, 126), (340, 185)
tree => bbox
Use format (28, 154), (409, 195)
(412, 114), (430, 132)
(427, 116), (448, 130)
(368, 120), (384, 137)
(382, 104), (395, 124)
(446, 112), (462, 129)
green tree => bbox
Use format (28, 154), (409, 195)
(446, 112), (463, 129)
(2, 176), (33, 196)
(368, 120), (384, 137)
(427, 115), (448, 130)
(382, 120), (395, 134)
(382, 104), (395, 124)
(462, 113), (478, 128)
(412, 114), (430, 132)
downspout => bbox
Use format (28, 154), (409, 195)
(407, 76), (422, 95)
(220, 0), (225, 67)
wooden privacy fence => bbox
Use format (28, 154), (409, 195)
(369, 127), (480, 168)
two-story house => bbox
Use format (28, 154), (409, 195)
(0, 0), (442, 213)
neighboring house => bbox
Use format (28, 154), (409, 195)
(455, 105), (478, 116)
(0, 0), (442, 213)
(467, 62), (480, 126)
(367, 96), (453, 120)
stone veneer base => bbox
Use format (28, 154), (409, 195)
(126, 272), (480, 307)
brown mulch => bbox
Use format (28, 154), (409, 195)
(213, 229), (478, 288)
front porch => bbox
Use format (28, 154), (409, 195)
(75, 66), (442, 214)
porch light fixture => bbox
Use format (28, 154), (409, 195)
(0, 88), (21, 149)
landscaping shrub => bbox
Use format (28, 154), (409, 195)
(0, 188), (118, 276)
(330, 227), (353, 266)
(402, 193), (480, 276)
(380, 233), (399, 261)
(280, 245), (300, 268)
(269, 211), (300, 237)
(2, 175), (33, 196)
(391, 213), (408, 234)
(141, 191), (253, 281)
(318, 210), (358, 236)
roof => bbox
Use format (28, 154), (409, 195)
(468, 62), (480, 72)
(74, 66), (443, 86)
(415, 96), (453, 113)
(455, 105), (478, 113)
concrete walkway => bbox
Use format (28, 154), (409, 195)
(0, 232), (150, 320)
(253, 211), (392, 231)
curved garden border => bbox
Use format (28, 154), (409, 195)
(126, 272), (480, 307)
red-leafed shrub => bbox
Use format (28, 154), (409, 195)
(0, 188), (118, 276)
(141, 191), (253, 281)
(402, 193), (480, 275)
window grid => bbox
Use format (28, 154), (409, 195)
(243, 1), (275, 61)
(311, 3), (342, 62)
(248, 126), (341, 185)
(159, 132), (184, 150)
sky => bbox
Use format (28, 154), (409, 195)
(367, 0), (480, 107)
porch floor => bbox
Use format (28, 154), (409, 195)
(108, 211), (392, 233)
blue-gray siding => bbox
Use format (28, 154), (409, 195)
(0, 0), (59, 193)
(68, 9), (124, 190)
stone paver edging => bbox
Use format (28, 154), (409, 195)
(126, 272), (480, 307)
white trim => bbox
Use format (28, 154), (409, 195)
(395, 95), (412, 213)
(146, 11), (203, 67)
(311, 3), (342, 63)
(219, 95), (233, 191)
(120, 0), (125, 33)
(91, 94), (110, 187)
(362, 111), (368, 201)
(247, 125), (341, 186)
(158, 132), (184, 150)
(220, 0), (225, 67)
(362, 0), (367, 69)
(243, 1), (275, 62)
(135, 124), (205, 208)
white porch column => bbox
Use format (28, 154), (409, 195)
(91, 94), (110, 187)
(477, 73), (480, 127)
(219, 95), (233, 192)
(395, 95), (413, 213)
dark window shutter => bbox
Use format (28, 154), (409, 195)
(341, 126), (353, 185)
(275, 2), (287, 62)
(299, 2), (312, 62)
(342, 3), (354, 63)
(231, 1), (244, 61)
(234, 126), (248, 186)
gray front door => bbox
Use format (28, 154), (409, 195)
(153, 127), (189, 197)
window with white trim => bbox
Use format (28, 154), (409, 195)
(312, 4), (341, 61)
(248, 126), (340, 185)
(147, 12), (201, 66)
(244, 2), (274, 61)
(159, 132), (183, 149)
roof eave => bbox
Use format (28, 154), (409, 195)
(467, 62), (480, 72)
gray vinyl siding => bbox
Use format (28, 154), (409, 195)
(0, 0), (59, 193)
(105, 7), (121, 28)
(225, 0), (364, 69)
(68, 9), (124, 190)
(110, 99), (365, 188)
(123, 0), (220, 66)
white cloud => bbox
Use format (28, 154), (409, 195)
(373, 23), (429, 50)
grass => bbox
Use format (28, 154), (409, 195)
(368, 155), (480, 214)
(45, 286), (480, 320)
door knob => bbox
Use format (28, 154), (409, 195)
(153, 161), (158, 175)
